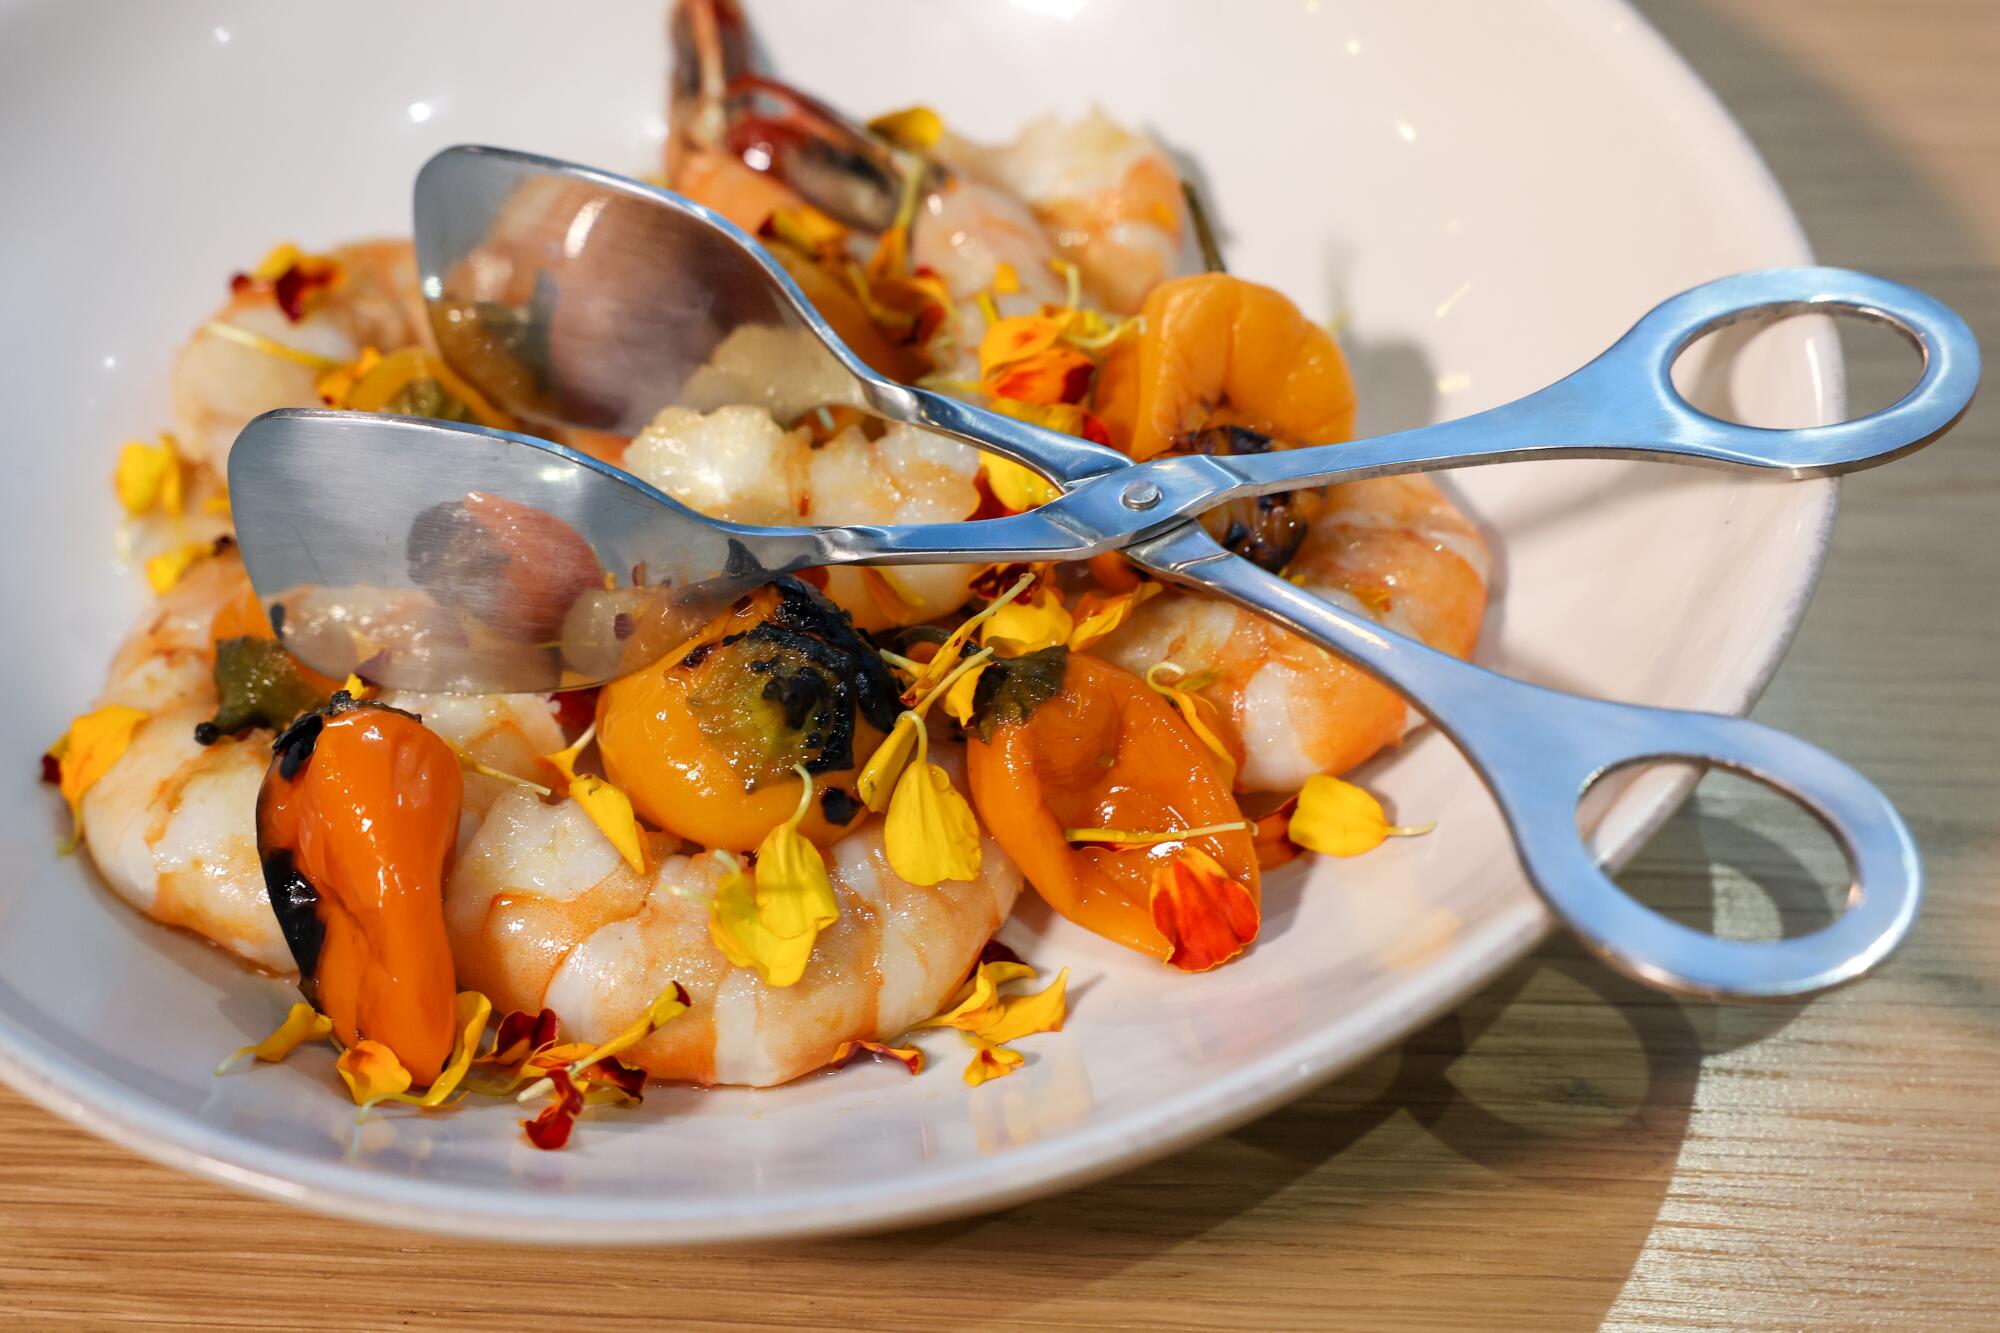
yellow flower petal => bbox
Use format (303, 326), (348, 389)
(569, 980), (689, 1071)
(52, 704), (148, 822)
(941, 660), (990, 727)
(1287, 775), (1435, 858)
(961, 967), (1068, 1045)
(867, 104), (944, 151)
(1062, 823), (1248, 846)
(977, 314), (1067, 379)
(382, 991), (494, 1108)
(753, 772), (839, 942)
(991, 260), (1021, 295)
(1145, 662), (1237, 786)
(214, 1002), (333, 1074)
(979, 452), (1061, 513)
(251, 242), (305, 281)
(336, 1040), (412, 1107)
(144, 542), (211, 596)
(918, 965), (1003, 1030)
(113, 437), (183, 517)
(541, 719), (595, 784)
(964, 1043), (1024, 1086)
(980, 587), (1073, 657)
(1067, 581), (1162, 652)
(709, 862), (819, 987)
(570, 774), (647, 874)
(339, 673), (373, 701)
(904, 573), (1033, 700)
(857, 711), (922, 814)
(883, 727), (982, 886)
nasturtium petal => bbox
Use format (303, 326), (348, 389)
(961, 967), (1070, 1045)
(389, 991), (492, 1108)
(754, 813), (838, 942)
(1067, 582), (1162, 651)
(980, 587), (1072, 657)
(979, 452), (1061, 513)
(977, 314), (1065, 378)
(1149, 849), (1260, 973)
(884, 756), (982, 886)
(857, 711), (921, 813)
(541, 720), (595, 784)
(941, 659), (990, 727)
(711, 865), (819, 987)
(569, 774), (647, 874)
(830, 1040), (924, 1075)
(1287, 774), (1434, 858)
(336, 1040), (413, 1107)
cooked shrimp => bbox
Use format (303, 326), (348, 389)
(169, 240), (427, 467)
(939, 109), (1192, 314)
(445, 782), (1022, 1086)
(1096, 474), (1488, 790)
(78, 551), (565, 973)
(622, 404), (984, 630)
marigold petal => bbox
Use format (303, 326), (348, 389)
(962, 967), (1069, 1044)
(215, 1001), (333, 1074)
(144, 542), (211, 595)
(1067, 581), (1162, 651)
(977, 315), (1065, 379)
(522, 1067), (585, 1150)
(53, 704), (148, 822)
(569, 774), (647, 874)
(884, 760), (982, 886)
(964, 1043), (1024, 1087)
(336, 1040), (413, 1107)
(388, 991), (492, 1108)
(1149, 850), (1260, 972)
(984, 346), (1095, 406)
(829, 1040), (924, 1075)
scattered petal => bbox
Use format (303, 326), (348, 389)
(857, 711), (922, 814)
(1149, 849), (1259, 972)
(384, 991), (492, 1109)
(1288, 774), (1435, 858)
(829, 1040), (924, 1075)
(144, 541), (212, 595)
(336, 1040), (412, 1108)
(1066, 581), (1162, 652)
(1144, 662), (1237, 786)
(867, 104), (944, 151)
(980, 586), (1073, 657)
(215, 1002), (332, 1074)
(883, 727), (982, 886)
(941, 659), (990, 726)
(978, 452), (1061, 513)
(570, 774), (647, 874)
(964, 1044), (1024, 1086)
(541, 720), (596, 784)
(50, 704), (148, 823)
(984, 346), (1095, 406)
(1063, 822), (1248, 846)
(977, 314), (1066, 379)
(114, 436), (183, 517)
(522, 1067), (585, 1150)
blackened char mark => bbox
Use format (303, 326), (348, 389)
(260, 848), (324, 1000)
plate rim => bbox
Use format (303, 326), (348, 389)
(0, 0), (1842, 1243)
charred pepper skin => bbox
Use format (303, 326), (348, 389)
(255, 693), (463, 1084)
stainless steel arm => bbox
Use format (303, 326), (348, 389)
(1130, 524), (1922, 1000)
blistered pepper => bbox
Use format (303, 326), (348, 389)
(965, 655), (1258, 961)
(256, 696), (461, 1084)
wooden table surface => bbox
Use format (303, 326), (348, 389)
(5, 2), (1997, 1328)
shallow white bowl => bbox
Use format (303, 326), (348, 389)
(0, 0), (1835, 1242)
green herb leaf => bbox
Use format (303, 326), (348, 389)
(201, 637), (328, 742)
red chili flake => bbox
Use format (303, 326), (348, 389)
(523, 1067), (585, 1150)
(39, 752), (60, 785)
(550, 689), (599, 733)
(979, 938), (1024, 967)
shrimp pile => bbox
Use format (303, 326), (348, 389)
(49, 0), (1492, 1132)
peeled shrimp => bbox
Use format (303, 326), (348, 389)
(170, 240), (427, 468)
(78, 552), (564, 973)
(445, 781), (1022, 1086)
(623, 404), (984, 630)
(938, 109), (1193, 315)
(1096, 474), (1488, 790)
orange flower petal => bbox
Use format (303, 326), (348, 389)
(829, 1040), (924, 1075)
(964, 1043), (1024, 1087)
(984, 347), (1096, 406)
(1149, 849), (1260, 972)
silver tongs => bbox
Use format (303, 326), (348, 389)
(229, 146), (1979, 1002)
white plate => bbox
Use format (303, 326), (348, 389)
(0, 0), (1836, 1242)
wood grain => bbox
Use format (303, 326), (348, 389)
(3, 2), (1997, 1327)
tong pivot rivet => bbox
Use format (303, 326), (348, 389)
(1120, 480), (1163, 511)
